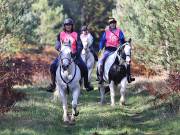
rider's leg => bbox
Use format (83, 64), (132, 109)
(90, 46), (98, 61)
(47, 57), (58, 92)
(76, 57), (94, 91)
(98, 51), (110, 84)
(98, 63), (104, 84)
(127, 63), (135, 83)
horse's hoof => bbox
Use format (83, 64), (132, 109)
(71, 117), (75, 122)
(73, 111), (79, 117)
(111, 104), (115, 107)
(68, 120), (76, 125)
(63, 120), (69, 125)
(120, 101), (125, 106)
(98, 101), (106, 105)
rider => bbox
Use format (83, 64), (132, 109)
(47, 18), (94, 92)
(98, 17), (135, 84)
(80, 25), (98, 61)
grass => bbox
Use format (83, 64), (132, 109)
(0, 83), (179, 135)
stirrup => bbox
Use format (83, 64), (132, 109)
(86, 85), (94, 91)
(127, 76), (135, 83)
(98, 79), (104, 84)
(47, 84), (55, 92)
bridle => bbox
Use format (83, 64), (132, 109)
(116, 42), (131, 65)
(59, 46), (77, 84)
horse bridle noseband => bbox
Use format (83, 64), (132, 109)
(60, 57), (72, 66)
(59, 57), (77, 85)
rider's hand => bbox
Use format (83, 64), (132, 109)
(70, 52), (75, 57)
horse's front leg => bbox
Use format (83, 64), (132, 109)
(59, 88), (69, 123)
(119, 77), (127, 106)
(88, 67), (93, 81)
(109, 81), (115, 107)
(99, 84), (105, 105)
(71, 84), (80, 122)
(88, 54), (95, 81)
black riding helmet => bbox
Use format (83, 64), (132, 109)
(81, 25), (88, 31)
(108, 18), (117, 24)
(63, 18), (74, 32)
(63, 18), (74, 25)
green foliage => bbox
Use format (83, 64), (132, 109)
(32, 0), (65, 44)
(113, 0), (180, 71)
(0, 34), (22, 56)
(0, 0), (65, 53)
(0, 0), (39, 42)
(49, 0), (115, 42)
(0, 0), (39, 54)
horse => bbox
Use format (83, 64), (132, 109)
(55, 43), (81, 124)
(97, 39), (132, 106)
(81, 40), (95, 82)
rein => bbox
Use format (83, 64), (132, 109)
(60, 62), (77, 85)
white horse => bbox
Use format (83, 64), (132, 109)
(80, 35), (95, 82)
(97, 39), (132, 106)
(55, 43), (81, 124)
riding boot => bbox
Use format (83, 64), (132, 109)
(47, 74), (56, 92)
(84, 81), (94, 91)
(83, 66), (94, 91)
(98, 65), (104, 84)
(127, 64), (135, 83)
(47, 65), (56, 92)
(84, 72), (94, 91)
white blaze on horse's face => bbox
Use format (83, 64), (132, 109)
(82, 40), (88, 50)
(60, 45), (72, 70)
(124, 42), (131, 63)
(124, 42), (131, 56)
(116, 42), (132, 64)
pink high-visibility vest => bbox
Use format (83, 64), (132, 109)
(105, 28), (120, 48)
(60, 31), (78, 53)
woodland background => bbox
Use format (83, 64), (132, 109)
(0, 0), (179, 134)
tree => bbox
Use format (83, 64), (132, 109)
(48, 0), (115, 50)
(32, 0), (65, 44)
(113, 0), (179, 71)
(0, 0), (39, 54)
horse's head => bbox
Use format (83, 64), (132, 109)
(59, 42), (72, 71)
(116, 38), (132, 64)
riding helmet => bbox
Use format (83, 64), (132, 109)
(108, 17), (117, 24)
(63, 18), (74, 25)
(81, 25), (88, 31)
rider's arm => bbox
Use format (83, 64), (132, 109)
(99, 32), (106, 52)
(55, 33), (61, 51)
(119, 30), (126, 45)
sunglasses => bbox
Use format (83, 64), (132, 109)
(65, 23), (72, 26)
(109, 21), (116, 24)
